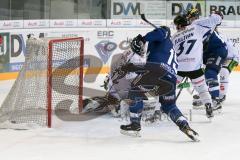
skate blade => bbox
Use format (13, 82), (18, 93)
(120, 129), (141, 137)
(206, 114), (214, 122)
(186, 130), (200, 142)
(207, 116), (213, 122)
(213, 108), (222, 114)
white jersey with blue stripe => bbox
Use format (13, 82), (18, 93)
(171, 14), (222, 72)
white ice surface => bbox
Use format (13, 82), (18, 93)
(0, 73), (240, 160)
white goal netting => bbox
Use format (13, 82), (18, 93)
(0, 37), (84, 128)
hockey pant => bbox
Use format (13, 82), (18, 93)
(128, 66), (186, 126)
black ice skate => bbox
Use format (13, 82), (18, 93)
(205, 103), (214, 119)
(179, 123), (200, 142)
(212, 98), (222, 112)
(120, 122), (141, 137)
(219, 95), (226, 103)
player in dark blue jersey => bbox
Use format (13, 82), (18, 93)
(119, 27), (199, 141)
(203, 30), (228, 110)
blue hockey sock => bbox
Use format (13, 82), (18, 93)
(205, 69), (219, 99)
(129, 100), (144, 124)
(161, 104), (184, 123)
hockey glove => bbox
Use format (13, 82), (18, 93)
(130, 34), (146, 55)
(228, 59), (239, 72)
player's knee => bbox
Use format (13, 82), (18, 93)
(191, 76), (208, 93)
(205, 68), (218, 80)
(206, 79), (219, 89)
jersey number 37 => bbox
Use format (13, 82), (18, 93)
(176, 39), (197, 56)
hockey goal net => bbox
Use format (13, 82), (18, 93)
(0, 37), (84, 128)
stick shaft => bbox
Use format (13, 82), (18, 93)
(140, 14), (158, 29)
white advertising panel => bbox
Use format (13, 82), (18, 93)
(166, 1), (206, 19)
(50, 19), (78, 28)
(111, 0), (167, 19)
(206, 1), (239, 27)
(0, 20), (23, 29)
(24, 20), (49, 28)
(1, 27), (239, 70)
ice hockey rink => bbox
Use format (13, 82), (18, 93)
(0, 72), (239, 160)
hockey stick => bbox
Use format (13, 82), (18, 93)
(176, 77), (188, 101)
(140, 14), (158, 29)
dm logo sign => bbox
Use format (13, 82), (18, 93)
(95, 40), (117, 64)
(171, 2), (202, 16)
(112, 2), (141, 16)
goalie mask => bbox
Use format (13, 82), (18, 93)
(130, 34), (146, 56)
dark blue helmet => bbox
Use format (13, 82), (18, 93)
(174, 15), (189, 27)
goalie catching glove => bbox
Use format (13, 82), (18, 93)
(130, 34), (146, 56)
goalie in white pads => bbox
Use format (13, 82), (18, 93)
(78, 45), (148, 116)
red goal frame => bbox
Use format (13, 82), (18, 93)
(47, 37), (84, 128)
